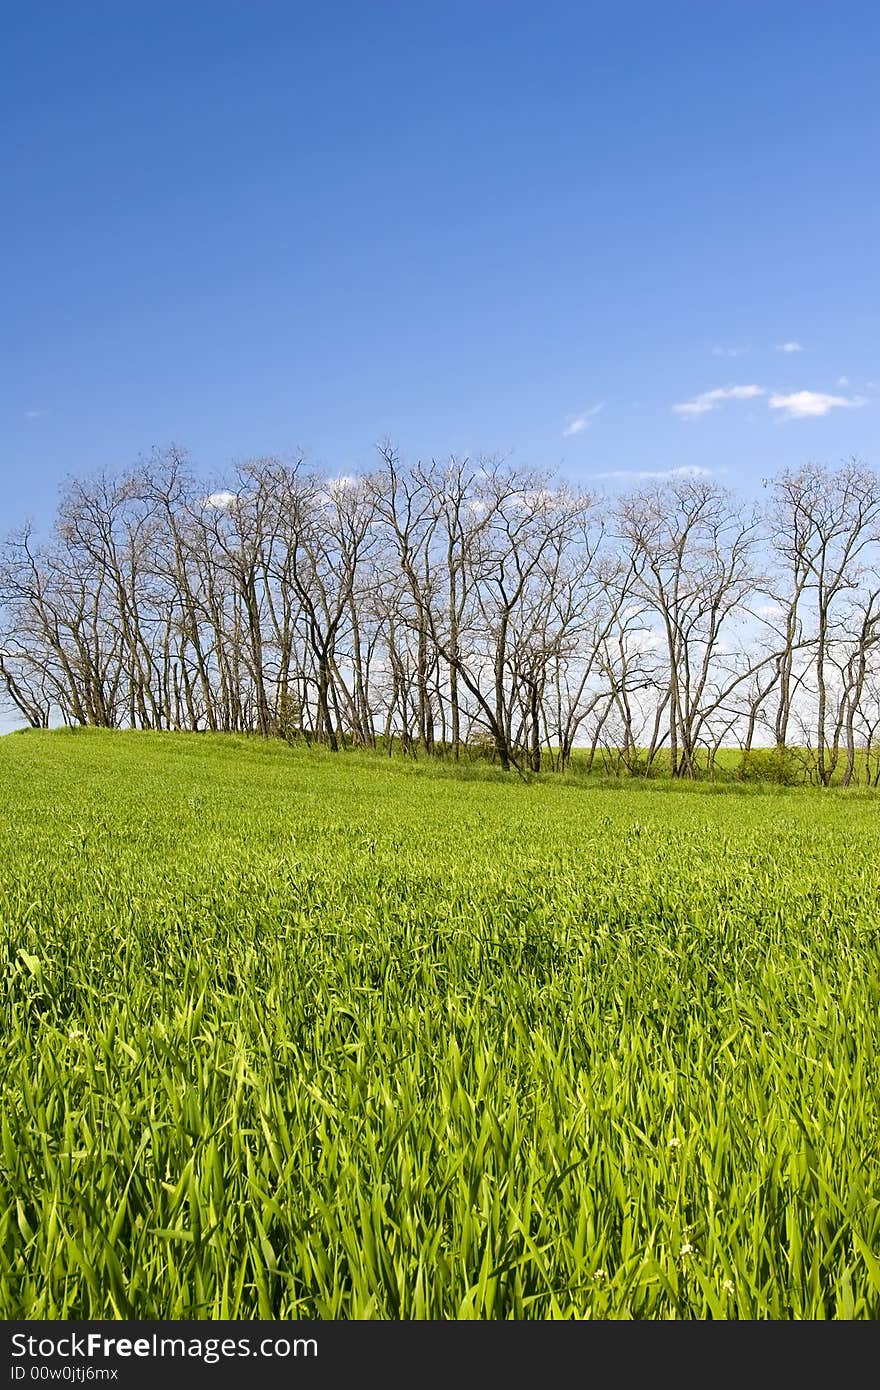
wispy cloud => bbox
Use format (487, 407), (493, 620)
(596, 465), (714, 481)
(24, 409), (45, 420)
(203, 490), (238, 509)
(673, 384), (764, 418)
(711, 344), (749, 358)
(836, 375), (850, 386)
(768, 390), (865, 419)
(562, 404), (603, 437)
(776, 341), (803, 353)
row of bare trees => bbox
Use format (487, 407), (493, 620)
(2, 447), (880, 782)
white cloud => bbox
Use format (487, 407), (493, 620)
(562, 404), (603, 437)
(24, 409), (44, 420)
(673, 384), (765, 418)
(837, 376), (850, 386)
(711, 344), (749, 358)
(776, 341), (803, 353)
(768, 390), (865, 420)
(317, 475), (360, 508)
(203, 490), (238, 509)
(596, 465), (714, 481)
(629, 628), (663, 655)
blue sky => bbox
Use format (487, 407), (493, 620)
(3, 0), (879, 530)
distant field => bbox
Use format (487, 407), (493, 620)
(1, 730), (880, 1318)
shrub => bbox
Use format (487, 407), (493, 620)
(737, 746), (801, 785)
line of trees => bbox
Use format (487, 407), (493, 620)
(2, 446), (880, 782)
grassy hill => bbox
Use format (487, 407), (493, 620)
(2, 729), (880, 1317)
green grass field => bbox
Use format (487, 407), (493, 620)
(2, 730), (880, 1318)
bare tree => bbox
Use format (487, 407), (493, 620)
(768, 462), (880, 784)
(2, 446), (878, 785)
(617, 477), (763, 777)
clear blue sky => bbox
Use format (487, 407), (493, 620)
(3, 0), (879, 530)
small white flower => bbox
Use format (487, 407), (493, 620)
(592, 1269), (606, 1282)
(679, 1242), (694, 1257)
(668, 1136), (682, 1149)
(722, 1278), (735, 1295)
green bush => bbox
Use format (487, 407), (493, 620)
(737, 746), (802, 785)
